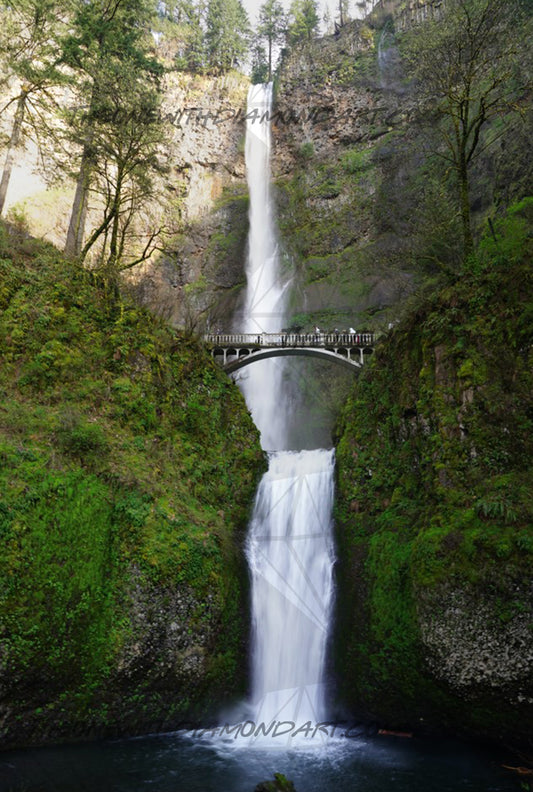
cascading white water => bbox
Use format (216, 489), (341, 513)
(238, 84), (336, 737)
(241, 83), (283, 335)
(247, 449), (335, 729)
(236, 82), (289, 452)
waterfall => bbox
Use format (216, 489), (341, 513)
(237, 84), (336, 739)
(236, 82), (289, 452)
(247, 449), (335, 730)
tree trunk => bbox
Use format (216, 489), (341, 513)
(0, 92), (27, 216)
(65, 140), (93, 258)
(458, 156), (474, 258)
(106, 190), (122, 271)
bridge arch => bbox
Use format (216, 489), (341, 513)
(204, 332), (376, 374)
(223, 346), (364, 373)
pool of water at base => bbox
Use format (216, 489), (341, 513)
(0, 728), (522, 792)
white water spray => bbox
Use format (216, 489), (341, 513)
(237, 84), (336, 736)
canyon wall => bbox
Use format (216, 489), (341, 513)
(334, 199), (533, 745)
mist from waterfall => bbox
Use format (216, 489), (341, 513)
(237, 83), (336, 736)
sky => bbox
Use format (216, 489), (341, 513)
(242, 0), (370, 27)
(242, 0), (287, 25)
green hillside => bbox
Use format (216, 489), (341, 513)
(0, 225), (264, 747)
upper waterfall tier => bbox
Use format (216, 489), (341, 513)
(237, 82), (290, 451)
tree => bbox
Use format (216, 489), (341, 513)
(257, 0), (286, 80)
(170, 0), (206, 72)
(75, 64), (165, 277)
(61, 0), (162, 259)
(250, 41), (269, 84)
(205, 0), (249, 73)
(338, 0), (349, 27)
(287, 0), (319, 43)
(404, 0), (529, 257)
(0, 0), (67, 215)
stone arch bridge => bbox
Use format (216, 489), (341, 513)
(203, 332), (376, 373)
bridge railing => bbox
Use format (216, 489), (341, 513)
(203, 332), (375, 347)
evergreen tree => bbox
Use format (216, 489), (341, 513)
(62, 0), (163, 261)
(205, 0), (249, 73)
(287, 0), (319, 43)
(250, 41), (269, 84)
(257, 0), (286, 80)
(171, 0), (206, 72)
(0, 0), (67, 215)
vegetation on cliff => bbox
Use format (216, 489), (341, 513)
(402, 0), (526, 257)
(0, 224), (264, 747)
(273, 0), (532, 335)
(271, 0), (532, 494)
(0, 0), (531, 756)
(334, 199), (533, 745)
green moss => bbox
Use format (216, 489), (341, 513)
(0, 470), (117, 682)
(340, 147), (373, 175)
(299, 141), (314, 160)
(208, 189), (249, 251)
(334, 202), (533, 743)
(0, 228), (264, 746)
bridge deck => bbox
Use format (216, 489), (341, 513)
(203, 332), (375, 348)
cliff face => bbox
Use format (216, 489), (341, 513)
(334, 200), (533, 745)
(0, 227), (264, 748)
(270, 8), (532, 335)
(133, 70), (251, 330)
(1, 69), (250, 332)
(271, 19), (421, 333)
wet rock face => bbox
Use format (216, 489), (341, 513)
(116, 570), (217, 686)
(268, 19), (419, 330)
(272, 23), (395, 177)
(134, 188), (249, 330)
(333, 240), (533, 745)
(417, 584), (533, 695)
(161, 73), (247, 221)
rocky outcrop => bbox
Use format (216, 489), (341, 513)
(115, 573), (221, 685)
(270, 3), (531, 337)
(132, 71), (250, 330)
(369, 0), (444, 30)
(272, 22), (406, 175)
(418, 584), (533, 695)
